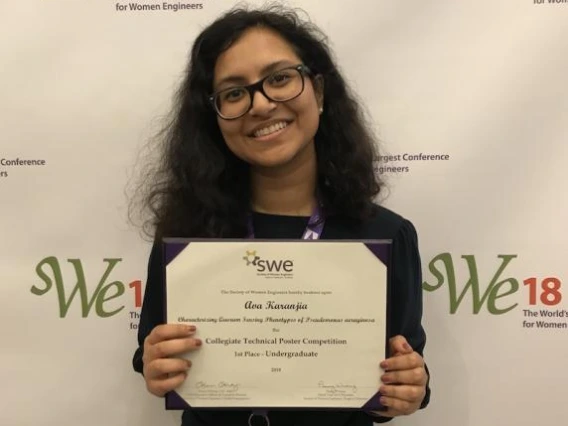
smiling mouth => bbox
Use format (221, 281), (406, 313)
(252, 121), (290, 138)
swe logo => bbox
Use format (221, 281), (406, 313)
(242, 250), (294, 274)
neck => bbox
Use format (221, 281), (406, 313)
(250, 143), (317, 216)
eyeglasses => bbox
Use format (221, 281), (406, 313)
(209, 64), (312, 120)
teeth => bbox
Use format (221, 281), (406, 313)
(254, 121), (288, 138)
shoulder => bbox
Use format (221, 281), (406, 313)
(363, 204), (416, 239)
(324, 203), (419, 241)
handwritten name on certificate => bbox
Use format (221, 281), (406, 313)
(163, 240), (390, 410)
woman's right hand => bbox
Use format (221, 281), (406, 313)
(142, 324), (202, 397)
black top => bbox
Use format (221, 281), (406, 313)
(132, 205), (430, 426)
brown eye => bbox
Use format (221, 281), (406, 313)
(267, 71), (293, 86)
(222, 88), (246, 102)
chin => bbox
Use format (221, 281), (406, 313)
(228, 135), (315, 170)
(264, 140), (316, 168)
(249, 154), (297, 169)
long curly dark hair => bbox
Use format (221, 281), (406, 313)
(135, 4), (384, 240)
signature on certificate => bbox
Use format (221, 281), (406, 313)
(196, 381), (241, 392)
(317, 381), (358, 394)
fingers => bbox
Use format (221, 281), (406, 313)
(145, 324), (196, 346)
(372, 385), (424, 417)
(146, 371), (188, 397)
(381, 367), (428, 386)
(144, 357), (192, 380)
(145, 336), (202, 362)
(377, 393), (421, 416)
(381, 351), (424, 373)
(374, 336), (427, 418)
(388, 335), (413, 356)
(142, 324), (202, 397)
(144, 324), (200, 364)
(380, 384), (426, 404)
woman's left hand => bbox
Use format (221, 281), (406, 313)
(373, 335), (428, 417)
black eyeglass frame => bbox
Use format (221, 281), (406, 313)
(208, 64), (313, 120)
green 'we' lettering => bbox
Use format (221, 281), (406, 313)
(31, 257), (125, 318)
(422, 253), (519, 314)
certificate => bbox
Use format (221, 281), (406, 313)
(163, 239), (391, 411)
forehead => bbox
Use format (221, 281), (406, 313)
(214, 27), (301, 85)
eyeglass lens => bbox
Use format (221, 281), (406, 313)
(215, 68), (304, 119)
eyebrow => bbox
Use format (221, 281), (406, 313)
(214, 60), (297, 89)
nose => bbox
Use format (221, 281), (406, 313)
(248, 89), (276, 116)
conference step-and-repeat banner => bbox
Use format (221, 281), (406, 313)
(1, 1), (566, 425)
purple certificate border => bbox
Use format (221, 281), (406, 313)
(161, 238), (391, 413)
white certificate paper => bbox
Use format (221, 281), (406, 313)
(163, 240), (391, 411)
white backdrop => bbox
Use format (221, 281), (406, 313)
(1, 0), (567, 425)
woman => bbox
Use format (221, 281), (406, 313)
(132, 4), (430, 426)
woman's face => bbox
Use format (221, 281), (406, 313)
(213, 27), (323, 170)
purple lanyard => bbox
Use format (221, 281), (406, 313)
(247, 203), (324, 425)
(246, 203), (325, 240)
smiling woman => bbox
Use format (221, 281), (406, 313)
(132, 4), (384, 238)
(131, 4), (431, 426)
(213, 30), (322, 177)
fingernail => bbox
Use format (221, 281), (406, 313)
(381, 375), (392, 384)
(403, 342), (412, 351)
(380, 397), (389, 406)
(379, 386), (387, 394)
(194, 339), (202, 346)
(380, 360), (388, 369)
(187, 360), (192, 368)
(188, 325), (196, 332)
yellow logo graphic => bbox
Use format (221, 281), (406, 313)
(243, 250), (260, 266)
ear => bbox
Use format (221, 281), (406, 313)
(313, 74), (324, 110)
